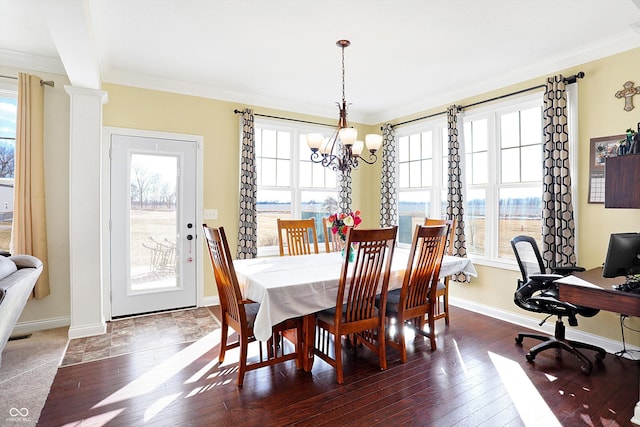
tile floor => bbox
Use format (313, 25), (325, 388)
(61, 307), (220, 366)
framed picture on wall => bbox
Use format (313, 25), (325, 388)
(588, 134), (623, 203)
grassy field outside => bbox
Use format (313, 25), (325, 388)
(257, 210), (541, 260)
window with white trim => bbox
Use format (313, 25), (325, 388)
(396, 120), (447, 245)
(255, 118), (338, 256)
(397, 92), (562, 265)
(464, 94), (543, 261)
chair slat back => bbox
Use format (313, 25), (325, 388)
(402, 225), (449, 312)
(511, 235), (546, 285)
(202, 225), (246, 328)
(337, 227), (397, 324)
(424, 218), (455, 255)
(322, 217), (343, 253)
(277, 218), (319, 256)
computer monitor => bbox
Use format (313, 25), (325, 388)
(602, 232), (640, 279)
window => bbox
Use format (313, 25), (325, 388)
(255, 118), (338, 256)
(397, 121), (447, 245)
(464, 94), (544, 262)
(397, 92), (550, 265)
(0, 83), (16, 253)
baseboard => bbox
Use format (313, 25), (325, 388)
(450, 296), (640, 357)
(203, 295), (220, 307)
(68, 322), (107, 339)
(12, 316), (70, 336)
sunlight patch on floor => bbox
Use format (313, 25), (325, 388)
(489, 351), (561, 427)
(452, 339), (468, 374)
(91, 329), (221, 409)
(143, 392), (182, 422)
(62, 409), (125, 426)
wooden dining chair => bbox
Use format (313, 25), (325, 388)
(277, 218), (319, 256)
(379, 224), (448, 362)
(424, 218), (456, 325)
(322, 216), (342, 253)
(314, 226), (398, 384)
(202, 224), (302, 386)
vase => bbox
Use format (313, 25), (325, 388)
(341, 243), (356, 262)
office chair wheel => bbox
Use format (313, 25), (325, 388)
(515, 336), (524, 345)
(525, 352), (535, 363)
(580, 364), (592, 375)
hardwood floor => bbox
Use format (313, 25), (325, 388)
(39, 306), (639, 426)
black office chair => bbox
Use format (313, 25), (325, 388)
(510, 235), (606, 374)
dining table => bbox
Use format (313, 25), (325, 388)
(233, 247), (478, 371)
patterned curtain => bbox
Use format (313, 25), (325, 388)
(379, 123), (397, 227)
(237, 109), (257, 259)
(338, 157), (352, 213)
(542, 75), (577, 268)
(446, 105), (468, 282)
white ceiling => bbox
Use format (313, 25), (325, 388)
(2, 0), (640, 124)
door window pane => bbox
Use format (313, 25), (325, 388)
(130, 154), (178, 291)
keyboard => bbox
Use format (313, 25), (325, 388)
(616, 281), (640, 293)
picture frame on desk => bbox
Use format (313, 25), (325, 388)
(588, 134), (624, 204)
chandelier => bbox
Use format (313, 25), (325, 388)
(305, 40), (382, 172)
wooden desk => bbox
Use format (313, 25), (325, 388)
(557, 267), (640, 425)
(558, 268), (640, 316)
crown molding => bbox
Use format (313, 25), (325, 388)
(0, 49), (65, 76)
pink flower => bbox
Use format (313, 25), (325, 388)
(330, 211), (362, 241)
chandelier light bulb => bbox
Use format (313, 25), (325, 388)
(338, 127), (357, 146)
(306, 133), (324, 151)
(352, 140), (364, 157)
(365, 134), (383, 152)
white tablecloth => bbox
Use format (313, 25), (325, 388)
(234, 249), (477, 341)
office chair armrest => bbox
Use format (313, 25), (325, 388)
(515, 275), (561, 299)
(529, 273), (563, 282)
(550, 266), (586, 276)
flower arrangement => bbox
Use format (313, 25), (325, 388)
(328, 210), (362, 242)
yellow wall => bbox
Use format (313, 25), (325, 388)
(11, 47), (640, 347)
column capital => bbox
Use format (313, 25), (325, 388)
(64, 85), (108, 104)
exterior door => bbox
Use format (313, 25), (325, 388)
(110, 134), (197, 317)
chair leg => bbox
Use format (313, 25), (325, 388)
(517, 319), (607, 375)
(219, 321), (229, 364)
(526, 338), (595, 374)
(378, 323), (387, 371)
(427, 308), (436, 350)
(334, 331), (343, 384)
(237, 334), (248, 387)
(443, 281), (450, 325)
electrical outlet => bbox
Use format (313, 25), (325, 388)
(204, 209), (218, 220)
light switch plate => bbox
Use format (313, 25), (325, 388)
(204, 209), (218, 220)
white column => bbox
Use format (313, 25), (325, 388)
(65, 86), (108, 339)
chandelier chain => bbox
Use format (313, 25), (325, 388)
(341, 44), (346, 106)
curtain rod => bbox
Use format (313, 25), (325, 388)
(390, 72), (585, 129)
(0, 74), (55, 87)
(233, 109), (335, 128)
